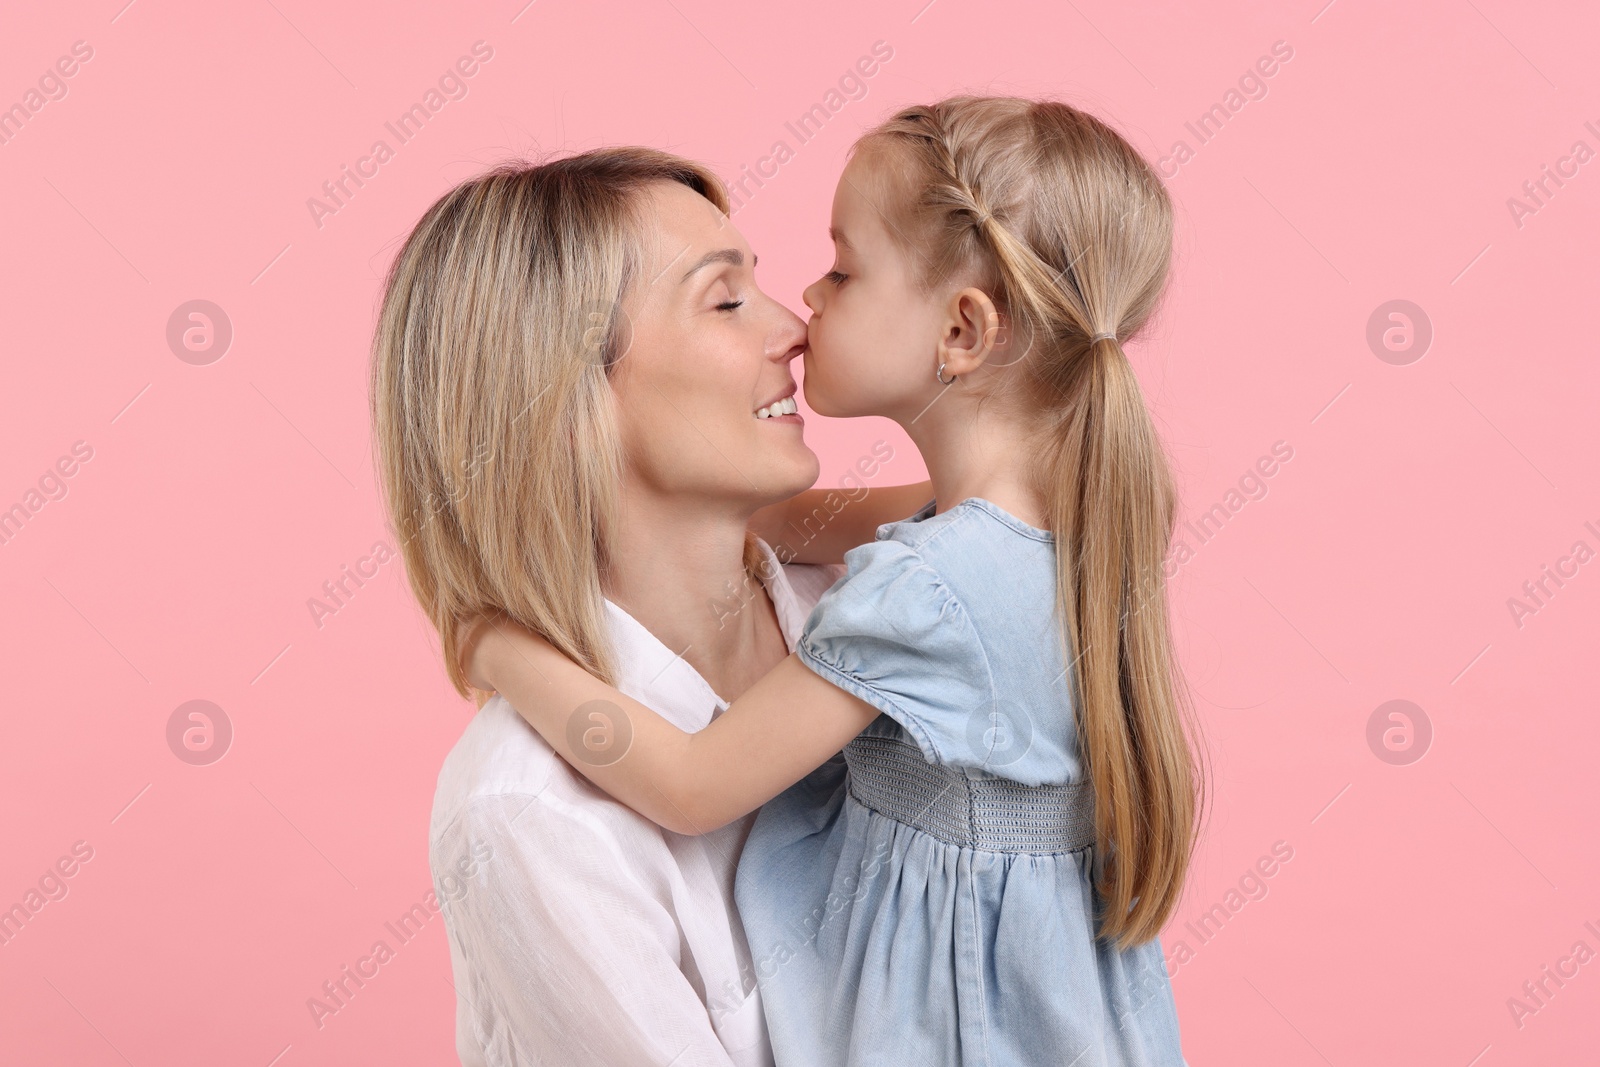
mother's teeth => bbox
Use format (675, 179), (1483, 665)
(756, 396), (797, 419)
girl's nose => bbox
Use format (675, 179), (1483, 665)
(801, 278), (823, 315)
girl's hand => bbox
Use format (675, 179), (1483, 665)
(459, 614), (509, 693)
(750, 480), (934, 565)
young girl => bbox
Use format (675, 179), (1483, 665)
(467, 96), (1204, 1065)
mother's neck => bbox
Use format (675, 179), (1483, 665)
(602, 485), (786, 702)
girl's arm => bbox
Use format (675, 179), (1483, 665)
(467, 618), (879, 836)
(749, 480), (932, 565)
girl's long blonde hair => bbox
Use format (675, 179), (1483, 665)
(370, 148), (743, 697)
(854, 96), (1206, 949)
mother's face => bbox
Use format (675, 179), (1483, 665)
(608, 181), (818, 510)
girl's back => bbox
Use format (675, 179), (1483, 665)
(734, 496), (1186, 1066)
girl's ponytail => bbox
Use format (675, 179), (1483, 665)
(1043, 332), (1196, 950)
(855, 97), (1205, 950)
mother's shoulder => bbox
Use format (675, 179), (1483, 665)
(428, 695), (680, 855)
(429, 696), (561, 838)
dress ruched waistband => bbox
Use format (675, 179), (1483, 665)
(843, 733), (1097, 854)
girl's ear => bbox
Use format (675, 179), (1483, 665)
(935, 286), (1004, 376)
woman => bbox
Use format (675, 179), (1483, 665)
(370, 149), (930, 1065)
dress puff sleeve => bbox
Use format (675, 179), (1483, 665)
(795, 536), (996, 767)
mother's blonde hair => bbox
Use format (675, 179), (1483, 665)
(370, 148), (735, 697)
(853, 96), (1207, 950)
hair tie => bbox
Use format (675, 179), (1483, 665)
(1090, 331), (1117, 343)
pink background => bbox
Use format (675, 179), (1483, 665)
(2, 0), (1596, 1063)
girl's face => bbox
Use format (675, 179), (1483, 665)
(609, 181), (818, 510)
(801, 155), (948, 422)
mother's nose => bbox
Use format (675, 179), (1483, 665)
(768, 302), (808, 362)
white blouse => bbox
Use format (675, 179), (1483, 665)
(429, 540), (843, 1066)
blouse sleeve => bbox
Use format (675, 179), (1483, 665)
(794, 536), (995, 766)
(433, 794), (740, 1067)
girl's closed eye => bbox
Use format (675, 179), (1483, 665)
(823, 269), (848, 286)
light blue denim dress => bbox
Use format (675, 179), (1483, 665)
(733, 498), (1186, 1066)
